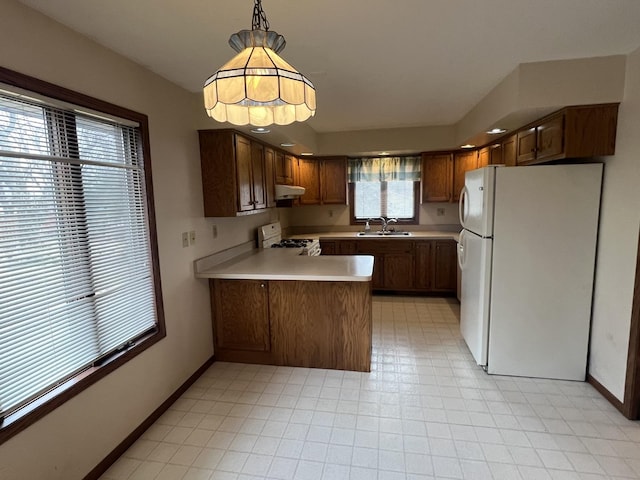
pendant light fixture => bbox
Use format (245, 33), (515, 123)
(203, 0), (316, 127)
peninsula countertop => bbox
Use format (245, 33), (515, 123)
(195, 248), (374, 282)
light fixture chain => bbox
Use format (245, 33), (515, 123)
(252, 0), (270, 31)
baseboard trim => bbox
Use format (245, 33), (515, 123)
(587, 373), (626, 415)
(83, 355), (216, 480)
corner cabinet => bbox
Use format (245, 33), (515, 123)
(297, 156), (348, 206)
(452, 151), (478, 202)
(199, 129), (275, 217)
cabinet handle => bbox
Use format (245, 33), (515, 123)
(260, 283), (265, 288)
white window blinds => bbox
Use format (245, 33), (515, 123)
(0, 90), (158, 419)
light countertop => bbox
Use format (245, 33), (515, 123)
(195, 248), (374, 282)
(293, 230), (460, 242)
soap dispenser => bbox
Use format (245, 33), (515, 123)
(364, 218), (371, 233)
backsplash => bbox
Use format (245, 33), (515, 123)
(286, 203), (461, 234)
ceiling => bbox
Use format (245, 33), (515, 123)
(17, 0), (640, 134)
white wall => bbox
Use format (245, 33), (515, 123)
(0, 1), (247, 478)
(588, 47), (640, 401)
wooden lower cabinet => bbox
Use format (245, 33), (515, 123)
(432, 241), (458, 292)
(210, 278), (372, 371)
(269, 281), (371, 371)
(211, 279), (272, 364)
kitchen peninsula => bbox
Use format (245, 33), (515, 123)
(196, 248), (374, 372)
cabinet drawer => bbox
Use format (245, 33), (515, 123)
(357, 239), (414, 254)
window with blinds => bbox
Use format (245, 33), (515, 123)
(0, 87), (160, 422)
(348, 156), (421, 223)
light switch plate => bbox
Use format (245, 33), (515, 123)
(181, 232), (189, 248)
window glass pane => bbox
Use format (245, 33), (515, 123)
(386, 181), (415, 219)
(354, 181), (381, 218)
(0, 91), (157, 419)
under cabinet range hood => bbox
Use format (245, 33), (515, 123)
(275, 184), (305, 200)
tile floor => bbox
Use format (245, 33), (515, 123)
(101, 296), (640, 480)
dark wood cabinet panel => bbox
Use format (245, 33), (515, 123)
(338, 240), (358, 254)
(515, 105), (617, 165)
(275, 152), (295, 185)
(321, 157), (347, 204)
(536, 114), (564, 162)
(384, 253), (415, 290)
(297, 158), (321, 205)
(269, 281), (372, 371)
(200, 130), (274, 216)
(235, 135), (254, 212)
(264, 147), (276, 208)
(414, 241), (432, 290)
(478, 147), (491, 168)
(501, 134), (517, 167)
(250, 141), (267, 210)
(453, 151), (478, 202)
(212, 279), (270, 352)
(297, 156), (347, 206)
(421, 153), (453, 203)
(489, 144), (503, 165)
(432, 241), (457, 292)
(319, 240), (336, 255)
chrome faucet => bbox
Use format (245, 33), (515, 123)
(379, 217), (398, 233)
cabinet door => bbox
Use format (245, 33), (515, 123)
(297, 158), (321, 205)
(414, 241), (432, 290)
(421, 153), (452, 203)
(371, 254), (384, 289)
(264, 146), (276, 208)
(536, 114), (564, 161)
(319, 240), (336, 255)
(383, 253), (415, 290)
(235, 135), (254, 211)
(321, 157), (347, 204)
(489, 144), (503, 165)
(453, 151), (478, 202)
(213, 279), (270, 351)
(432, 241), (457, 292)
(478, 147), (491, 168)
(501, 135), (517, 167)
(250, 141), (267, 210)
(516, 127), (537, 165)
(338, 240), (358, 255)
(283, 155), (295, 185)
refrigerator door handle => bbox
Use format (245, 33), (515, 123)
(459, 186), (468, 228)
(457, 230), (466, 270)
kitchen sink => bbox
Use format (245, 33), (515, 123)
(357, 231), (412, 236)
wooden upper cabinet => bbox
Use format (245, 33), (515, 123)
(478, 147), (491, 168)
(276, 152), (295, 185)
(421, 153), (453, 203)
(297, 158), (321, 205)
(453, 151), (478, 202)
(235, 135), (254, 212)
(489, 144), (503, 165)
(264, 147), (276, 208)
(250, 141), (267, 210)
(296, 156), (347, 206)
(199, 130), (274, 216)
(516, 104), (618, 165)
(501, 134), (517, 166)
(321, 157), (348, 204)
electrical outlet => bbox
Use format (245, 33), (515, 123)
(189, 230), (196, 245)
(436, 208), (445, 216)
(181, 232), (189, 248)
(212, 225), (218, 238)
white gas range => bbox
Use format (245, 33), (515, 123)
(258, 222), (321, 256)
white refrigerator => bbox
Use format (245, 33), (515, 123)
(457, 164), (603, 381)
